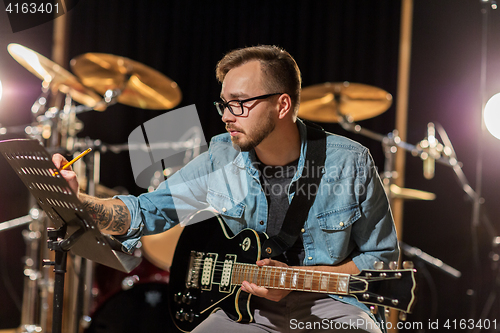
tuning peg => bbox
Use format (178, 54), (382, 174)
(385, 308), (390, 319)
(370, 305), (378, 314)
(389, 261), (398, 270)
(373, 261), (384, 270)
(403, 261), (414, 269)
(399, 312), (407, 321)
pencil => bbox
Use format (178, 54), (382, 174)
(61, 148), (92, 170)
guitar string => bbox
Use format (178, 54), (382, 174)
(188, 259), (404, 306)
(188, 259), (406, 307)
(189, 259), (400, 291)
(191, 259), (345, 281)
(191, 259), (404, 282)
(190, 259), (404, 282)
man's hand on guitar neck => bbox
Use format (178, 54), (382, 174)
(241, 258), (360, 302)
(241, 258), (291, 302)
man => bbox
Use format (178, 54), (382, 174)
(53, 45), (398, 332)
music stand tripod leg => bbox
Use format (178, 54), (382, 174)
(43, 225), (85, 333)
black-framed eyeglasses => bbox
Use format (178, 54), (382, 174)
(214, 92), (283, 116)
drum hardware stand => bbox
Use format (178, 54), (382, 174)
(0, 86), (69, 333)
(433, 121), (500, 324)
(103, 88), (123, 105)
(338, 116), (462, 274)
(72, 91), (115, 115)
(400, 242), (461, 278)
(19, 206), (44, 333)
(73, 144), (100, 333)
(0, 206), (45, 333)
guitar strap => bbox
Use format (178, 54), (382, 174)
(262, 121), (326, 258)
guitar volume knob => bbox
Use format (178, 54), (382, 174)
(174, 292), (183, 304)
(182, 292), (193, 304)
(183, 311), (194, 322)
(175, 309), (184, 321)
(403, 261), (414, 269)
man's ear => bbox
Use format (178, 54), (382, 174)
(277, 93), (292, 119)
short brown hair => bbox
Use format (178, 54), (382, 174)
(216, 45), (301, 115)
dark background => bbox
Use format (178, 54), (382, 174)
(1, 0), (499, 331)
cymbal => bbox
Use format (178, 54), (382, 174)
(298, 82), (392, 123)
(7, 43), (106, 111)
(389, 184), (436, 201)
(70, 53), (182, 110)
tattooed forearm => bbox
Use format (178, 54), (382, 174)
(80, 194), (131, 235)
(83, 200), (113, 229)
(110, 204), (129, 234)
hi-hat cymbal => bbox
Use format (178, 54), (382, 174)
(298, 82), (392, 123)
(7, 43), (106, 111)
(70, 53), (182, 110)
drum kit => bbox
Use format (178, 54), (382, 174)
(0, 43), (468, 332)
(0, 44), (184, 333)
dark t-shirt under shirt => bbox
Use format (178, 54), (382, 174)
(256, 158), (305, 266)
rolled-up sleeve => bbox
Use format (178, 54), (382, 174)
(113, 152), (212, 252)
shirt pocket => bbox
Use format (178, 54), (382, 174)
(317, 202), (360, 230)
(316, 202), (361, 260)
(206, 190), (247, 235)
(206, 189), (246, 218)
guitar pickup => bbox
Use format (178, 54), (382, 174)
(201, 253), (217, 291)
(219, 254), (236, 293)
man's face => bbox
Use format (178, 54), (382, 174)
(220, 61), (277, 151)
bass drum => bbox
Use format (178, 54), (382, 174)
(140, 224), (184, 271)
(85, 255), (177, 333)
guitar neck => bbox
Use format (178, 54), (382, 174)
(231, 263), (351, 295)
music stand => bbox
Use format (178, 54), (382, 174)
(0, 139), (142, 333)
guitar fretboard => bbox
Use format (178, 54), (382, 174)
(231, 263), (350, 294)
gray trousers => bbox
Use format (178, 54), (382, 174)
(191, 292), (383, 333)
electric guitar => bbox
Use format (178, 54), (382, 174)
(168, 211), (416, 332)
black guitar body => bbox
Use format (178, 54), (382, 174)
(168, 211), (268, 332)
(168, 211), (417, 332)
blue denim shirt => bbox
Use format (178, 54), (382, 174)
(117, 119), (399, 324)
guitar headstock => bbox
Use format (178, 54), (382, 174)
(349, 261), (417, 315)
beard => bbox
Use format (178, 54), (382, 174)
(227, 112), (276, 152)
